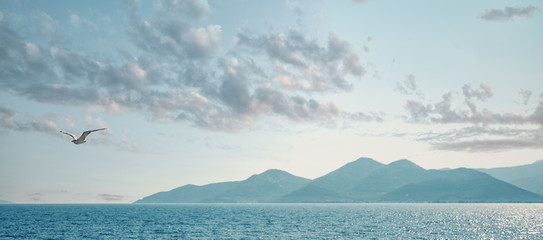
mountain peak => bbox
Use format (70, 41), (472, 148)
(388, 159), (424, 169)
(254, 169), (292, 178)
(339, 157), (383, 170)
(354, 157), (379, 164)
(247, 169), (308, 183)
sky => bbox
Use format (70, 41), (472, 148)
(0, 0), (542, 203)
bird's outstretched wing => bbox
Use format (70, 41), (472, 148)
(79, 128), (107, 141)
(60, 131), (77, 140)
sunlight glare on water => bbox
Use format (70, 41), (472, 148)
(1, 203), (542, 239)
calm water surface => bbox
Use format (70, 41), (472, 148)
(1, 203), (542, 239)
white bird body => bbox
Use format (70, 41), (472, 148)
(60, 128), (107, 144)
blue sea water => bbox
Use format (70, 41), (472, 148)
(1, 203), (542, 239)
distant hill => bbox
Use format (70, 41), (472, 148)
(0, 200), (12, 204)
(135, 169), (310, 203)
(136, 158), (543, 203)
(205, 169), (311, 202)
(478, 160), (543, 196)
(382, 168), (543, 203)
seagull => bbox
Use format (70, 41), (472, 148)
(60, 128), (107, 145)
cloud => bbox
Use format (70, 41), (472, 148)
(255, 88), (342, 122)
(480, 5), (541, 22)
(418, 126), (543, 152)
(34, 11), (59, 42)
(0, 105), (58, 134)
(0, 0), (379, 132)
(128, 0), (218, 61)
(29, 192), (43, 201)
(234, 30), (365, 92)
(0, 105), (16, 127)
(462, 83), (493, 102)
(286, 0), (303, 16)
(69, 13), (99, 34)
(462, 83), (493, 113)
(186, 25), (222, 58)
(62, 116), (75, 128)
(520, 89), (532, 105)
(155, 0), (210, 22)
(404, 84), (543, 152)
(345, 111), (384, 122)
(404, 85), (537, 125)
(98, 194), (124, 201)
(396, 74), (419, 95)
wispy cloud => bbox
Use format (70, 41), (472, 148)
(98, 194), (124, 201)
(404, 83), (543, 152)
(234, 30), (365, 92)
(404, 84), (539, 125)
(395, 74), (423, 97)
(520, 89), (533, 105)
(29, 192), (43, 201)
(480, 5), (541, 22)
(33, 11), (60, 42)
(0, 105), (58, 134)
(418, 126), (543, 152)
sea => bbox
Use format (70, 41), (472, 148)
(1, 203), (542, 239)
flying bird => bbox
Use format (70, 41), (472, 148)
(60, 128), (107, 145)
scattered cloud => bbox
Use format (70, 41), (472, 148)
(0, 105), (142, 150)
(404, 85), (539, 125)
(480, 5), (541, 22)
(462, 83), (493, 114)
(520, 89), (532, 105)
(396, 74), (420, 96)
(345, 111), (384, 122)
(234, 30), (365, 92)
(418, 126), (543, 152)
(404, 84), (543, 152)
(0, 0), (379, 132)
(462, 83), (493, 102)
(0, 105), (58, 134)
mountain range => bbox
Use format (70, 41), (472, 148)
(135, 158), (543, 203)
(478, 159), (543, 197)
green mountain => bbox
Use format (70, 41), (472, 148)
(204, 169), (311, 202)
(136, 157), (543, 203)
(478, 159), (543, 196)
(135, 169), (309, 203)
(382, 168), (543, 203)
(279, 157), (384, 202)
(135, 181), (239, 203)
(349, 159), (427, 200)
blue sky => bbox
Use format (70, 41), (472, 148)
(0, 0), (542, 203)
